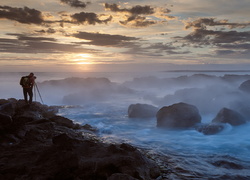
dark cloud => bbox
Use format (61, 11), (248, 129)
(213, 48), (250, 60)
(146, 42), (177, 51)
(72, 32), (189, 56)
(0, 6), (43, 24)
(215, 50), (236, 56)
(120, 15), (157, 27)
(105, 3), (168, 27)
(104, 3), (122, 12)
(104, 3), (155, 15)
(130, 5), (155, 15)
(178, 18), (250, 46)
(182, 29), (250, 45)
(72, 31), (139, 46)
(0, 5), (111, 27)
(0, 33), (97, 54)
(0, 38), (22, 53)
(60, 0), (90, 8)
(35, 28), (57, 34)
(7, 33), (57, 42)
(146, 42), (190, 55)
(71, 12), (112, 25)
(175, 17), (250, 58)
(185, 18), (250, 30)
(219, 43), (250, 50)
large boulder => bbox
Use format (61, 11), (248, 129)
(156, 102), (201, 128)
(128, 103), (158, 118)
(212, 108), (246, 126)
(239, 80), (250, 93)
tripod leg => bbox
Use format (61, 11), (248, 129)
(35, 83), (44, 104)
(34, 85), (36, 102)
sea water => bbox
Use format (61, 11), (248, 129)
(58, 100), (250, 178)
(58, 100), (250, 160)
(2, 71), (250, 178)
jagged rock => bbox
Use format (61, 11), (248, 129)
(0, 102), (15, 116)
(212, 108), (246, 126)
(0, 98), (161, 180)
(0, 112), (12, 129)
(12, 100), (58, 124)
(82, 124), (97, 132)
(128, 103), (158, 118)
(50, 115), (78, 129)
(52, 133), (81, 148)
(156, 102), (201, 128)
(195, 123), (225, 135)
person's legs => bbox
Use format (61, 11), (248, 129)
(27, 88), (33, 104)
(23, 88), (28, 104)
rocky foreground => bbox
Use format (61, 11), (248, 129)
(0, 99), (162, 180)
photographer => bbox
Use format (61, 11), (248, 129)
(20, 72), (36, 105)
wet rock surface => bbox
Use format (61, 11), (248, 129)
(195, 123), (225, 135)
(0, 99), (161, 180)
(212, 107), (246, 126)
(156, 102), (201, 128)
(239, 79), (250, 93)
(128, 103), (158, 118)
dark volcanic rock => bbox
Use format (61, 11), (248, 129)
(0, 99), (161, 180)
(0, 113), (12, 129)
(212, 108), (246, 126)
(156, 102), (201, 128)
(0, 99), (16, 116)
(128, 103), (158, 118)
(50, 115), (80, 129)
(195, 123), (225, 135)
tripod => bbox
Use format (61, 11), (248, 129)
(34, 83), (44, 104)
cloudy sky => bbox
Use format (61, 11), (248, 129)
(1, 0), (250, 72)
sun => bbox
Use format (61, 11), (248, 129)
(79, 53), (92, 58)
(72, 53), (93, 64)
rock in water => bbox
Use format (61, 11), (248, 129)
(212, 107), (246, 126)
(156, 102), (201, 128)
(195, 123), (225, 135)
(128, 103), (158, 118)
(239, 79), (250, 93)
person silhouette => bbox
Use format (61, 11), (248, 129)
(20, 72), (36, 104)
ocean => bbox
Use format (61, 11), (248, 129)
(2, 71), (250, 179)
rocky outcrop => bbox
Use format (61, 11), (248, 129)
(156, 102), (201, 128)
(195, 107), (246, 135)
(195, 123), (225, 135)
(212, 108), (246, 126)
(0, 113), (12, 130)
(128, 103), (158, 118)
(0, 99), (161, 180)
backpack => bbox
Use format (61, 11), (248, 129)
(20, 76), (30, 87)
